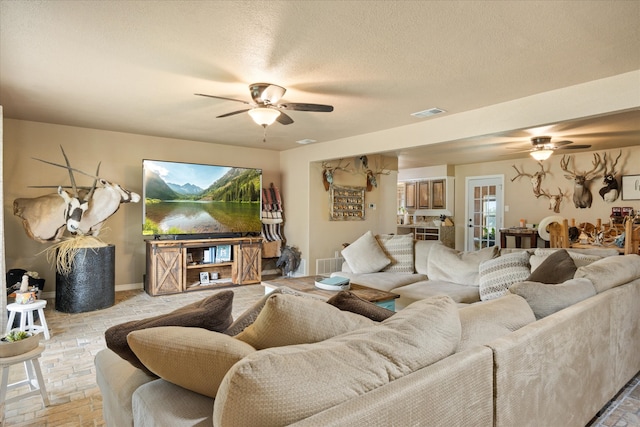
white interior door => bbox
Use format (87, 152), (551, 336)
(465, 176), (504, 251)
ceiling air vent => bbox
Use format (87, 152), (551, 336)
(296, 138), (317, 145)
(410, 108), (446, 118)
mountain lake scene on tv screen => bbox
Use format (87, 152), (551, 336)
(143, 161), (261, 235)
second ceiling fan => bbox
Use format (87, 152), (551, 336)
(195, 83), (334, 128)
(518, 136), (591, 161)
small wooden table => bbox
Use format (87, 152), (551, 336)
(262, 276), (399, 311)
(499, 228), (538, 249)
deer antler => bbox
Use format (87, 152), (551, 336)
(603, 150), (622, 176)
(510, 165), (533, 182)
(560, 155), (574, 177)
(584, 153), (602, 180)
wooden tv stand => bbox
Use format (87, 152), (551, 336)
(145, 237), (262, 296)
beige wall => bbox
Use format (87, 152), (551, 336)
(453, 147), (640, 249)
(3, 119), (281, 293)
(280, 71), (639, 271)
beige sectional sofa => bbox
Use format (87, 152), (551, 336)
(95, 249), (640, 427)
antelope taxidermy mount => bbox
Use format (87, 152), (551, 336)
(560, 153), (602, 209)
(599, 150), (622, 203)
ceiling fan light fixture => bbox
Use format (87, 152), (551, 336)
(248, 107), (281, 126)
(530, 148), (553, 161)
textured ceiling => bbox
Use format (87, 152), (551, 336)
(1, 1), (639, 168)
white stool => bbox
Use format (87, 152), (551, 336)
(0, 344), (49, 425)
(6, 301), (50, 340)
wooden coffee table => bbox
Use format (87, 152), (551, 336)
(261, 276), (399, 311)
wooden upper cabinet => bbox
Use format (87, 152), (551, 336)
(418, 181), (431, 209)
(405, 182), (416, 208)
(431, 179), (446, 209)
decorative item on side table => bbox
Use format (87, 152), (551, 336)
(0, 330), (40, 358)
(314, 276), (350, 291)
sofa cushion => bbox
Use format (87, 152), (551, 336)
(341, 231), (391, 274)
(526, 249), (577, 284)
(508, 278), (596, 319)
(414, 240), (444, 275)
(127, 326), (256, 398)
(213, 295), (460, 427)
(104, 291), (234, 374)
(377, 233), (415, 273)
(331, 271), (427, 292)
(224, 286), (312, 336)
(458, 294), (536, 351)
(574, 254), (640, 293)
(427, 245), (499, 286)
(326, 291), (395, 321)
(393, 279), (481, 306)
(235, 293), (374, 349)
(478, 251), (531, 301)
(530, 248), (603, 272)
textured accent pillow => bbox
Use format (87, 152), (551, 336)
(235, 293), (374, 349)
(105, 291), (234, 374)
(574, 254), (640, 293)
(526, 249), (577, 284)
(224, 286), (312, 336)
(478, 251), (531, 301)
(458, 294), (536, 351)
(214, 295), (460, 427)
(427, 244), (499, 286)
(341, 231), (391, 274)
(530, 248), (601, 272)
(509, 278), (596, 319)
(377, 234), (414, 273)
(326, 291), (395, 321)
(127, 326), (256, 398)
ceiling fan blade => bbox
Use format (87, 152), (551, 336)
(216, 109), (251, 118)
(278, 103), (334, 112)
(553, 140), (573, 146)
(558, 144), (591, 150)
(276, 112), (294, 125)
(195, 93), (251, 105)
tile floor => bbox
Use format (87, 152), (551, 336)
(1, 285), (639, 426)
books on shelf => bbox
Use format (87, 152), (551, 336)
(314, 276), (350, 291)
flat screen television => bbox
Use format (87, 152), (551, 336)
(142, 159), (262, 238)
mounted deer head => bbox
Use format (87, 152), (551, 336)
(511, 162), (547, 198)
(560, 153), (602, 209)
(363, 158), (391, 191)
(539, 187), (566, 213)
(321, 159), (351, 191)
(599, 150), (622, 203)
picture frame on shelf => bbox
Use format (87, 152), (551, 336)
(621, 175), (640, 200)
(186, 253), (193, 263)
(215, 245), (232, 263)
(199, 272), (210, 284)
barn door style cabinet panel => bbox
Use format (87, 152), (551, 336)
(145, 237), (262, 296)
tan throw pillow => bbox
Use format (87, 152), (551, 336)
(105, 291), (234, 374)
(127, 326), (256, 398)
(574, 254), (640, 293)
(377, 234), (414, 273)
(509, 278), (596, 319)
(235, 293), (374, 349)
(214, 295), (460, 427)
(341, 231), (391, 274)
(224, 286), (312, 336)
(427, 245), (499, 286)
(458, 294), (536, 351)
(526, 249), (577, 284)
(326, 291), (395, 322)
(478, 251), (531, 301)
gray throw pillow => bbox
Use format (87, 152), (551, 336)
(508, 278), (596, 319)
(526, 249), (576, 284)
(326, 291), (395, 322)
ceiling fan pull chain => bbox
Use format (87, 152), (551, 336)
(262, 124), (268, 143)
